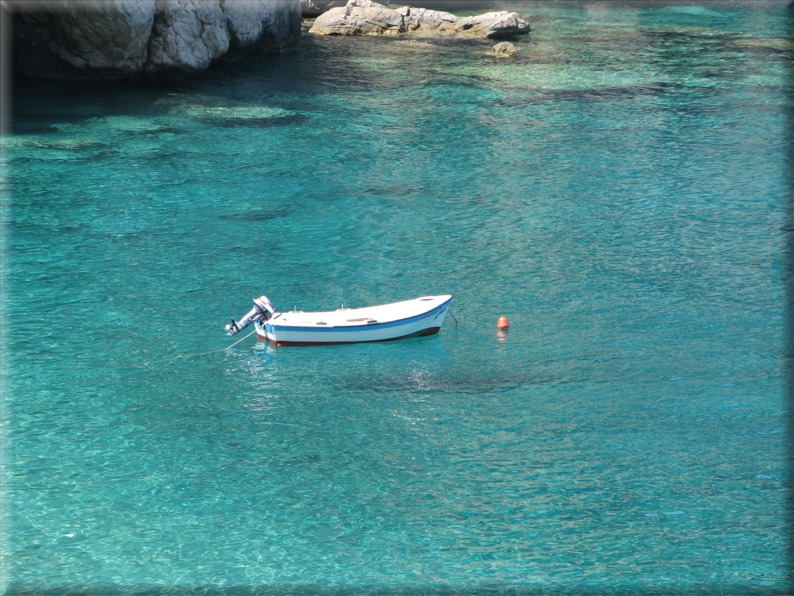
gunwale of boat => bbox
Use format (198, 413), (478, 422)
(267, 295), (452, 330)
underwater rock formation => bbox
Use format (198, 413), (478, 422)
(493, 41), (518, 56)
(13, 0), (301, 80)
(309, 0), (530, 38)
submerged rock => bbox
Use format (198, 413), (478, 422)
(730, 37), (793, 53)
(179, 104), (295, 120)
(1, 137), (104, 151)
(391, 40), (439, 50)
(309, 0), (530, 39)
(493, 41), (518, 56)
(13, 0), (301, 81)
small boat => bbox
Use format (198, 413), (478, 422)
(226, 295), (452, 346)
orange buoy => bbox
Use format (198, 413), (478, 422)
(497, 315), (509, 330)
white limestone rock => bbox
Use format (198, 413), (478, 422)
(14, 0), (155, 76)
(310, 0), (403, 35)
(13, 0), (301, 80)
(310, 0), (530, 38)
(223, 0), (301, 51)
(397, 6), (459, 35)
(56, 0), (155, 68)
(223, 0), (266, 47)
(146, 0), (230, 73)
(462, 12), (532, 39)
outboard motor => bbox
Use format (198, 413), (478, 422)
(226, 296), (275, 336)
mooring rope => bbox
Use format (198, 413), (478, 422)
(176, 328), (258, 360)
(449, 310), (468, 331)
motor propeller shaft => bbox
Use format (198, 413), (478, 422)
(225, 296), (275, 336)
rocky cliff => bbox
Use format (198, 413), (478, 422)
(12, 0), (302, 81)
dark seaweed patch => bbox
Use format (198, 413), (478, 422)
(218, 207), (291, 222)
(739, 45), (793, 57)
(517, 82), (720, 105)
(363, 184), (430, 197)
(123, 127), (185, 136)
(280, 454), (322, 466)
(11, 125), (61, 135)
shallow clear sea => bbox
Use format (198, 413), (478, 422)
(2, 2), (792, 594)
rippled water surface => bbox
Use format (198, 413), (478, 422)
(2, 2), (792, 594)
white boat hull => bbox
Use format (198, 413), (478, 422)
(255, 295), (452, 347)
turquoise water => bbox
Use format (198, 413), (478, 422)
(2, 2), (792, 594)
